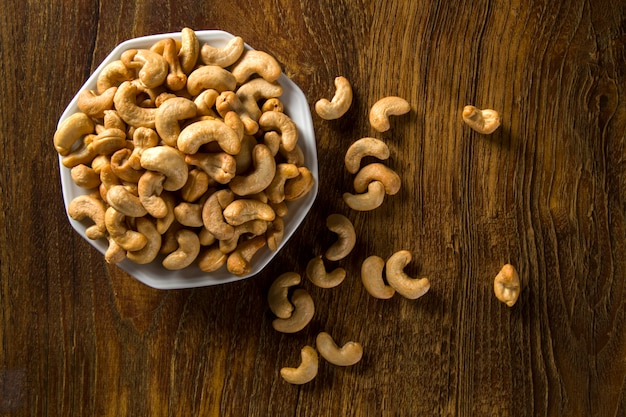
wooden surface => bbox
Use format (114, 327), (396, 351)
(1, 0), (626, 415)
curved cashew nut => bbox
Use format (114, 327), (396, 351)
(344, 137), (390, 174)
(315, 332), (363, 366)
(137, 171), (167, 218)
(162, 229), (201, 270)
(324, 213), (356, 261)
(104, 207), (147, 252)
(462, 105), (501, 134)
(306, 256), (346, 289)
(218, 219), (268, 254)
(369, 96), (411, 132)
(105, 236), (126, 264)
(156, 192), (177, 234)
(266, 217), (285, 251)
(193, 89), (220, 116)
(174, 202), (204, 228)
(258, 111), (298, 152)
(140, 146), (188, 191)
(70, 164), (100, 189)
(201, 189), (235, 240)
(155, 97), (197, 146)
(261, 98), (284, 113)
(280, 345), (318, 385)
(230, 49), (282, 84)
(494, 264), (521, 307)
(110, 148), (143, 183)
(150, 38), (187, 91)
(90, 128), (127, 156)
(185, 152), (236, 184)
(197, 245), (228, 272)
(96, 60), (135, 94)
(272, 288), (315, 333)
(177, 119), (241, 155)
(178, 27), (200, 74)
(343, 180), (386, 211)
(360, 255), (395, 299)
(106, 185), (148, 218)
(223, 199), (275, 226)
(267, 271), (302, 319)
(126, 217), (162, 264)
(54, 112), (95, 156)
(77, 87), (117, 118)
(129, 127), (159, 169)
(113, 81), (157, 128)
(385, 250), (430, 299)
(62, 134), (97, 168)
(186, 65), (237, 95)
(226, 235), (267, 275)
(200, 35), (245, 67)
(67, 195), (107, 240)
(283, 167), (315, 201)
(215, 91), (259, 135)
(121, 48), (169, 89)
(180, 168), (210, 202)
(266, 163), (300, 204)
(229, 144), (276, 196)
(353, 163), (401, 195)
(315, 76), (353, 120)
(236, 78), (284, 121)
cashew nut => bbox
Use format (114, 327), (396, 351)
(70, 164), (100, 189)
(314, 76), (353, 120)
(90, 127), (127, 156)
(110, 148), (143, 183)
(104, 207), (147, 252)
(193, 89), (219, 116)
(197, 245), (228, 272)
(315, 332), (363, 366)
(185, 152), (236, 184)
(162, 229), (201, 270)
(54, 112), (95, 156)
(96, 60), (135, 94)
(129, 127), (159, 169)
(140, 146), (188, 191)
(215, 91), (259, 135)
(344, 137), (390, 174)
(230, 49), (281, 84)
(283, 167), (315, 201)
(236, 78), (284, 121)
(67, 195), (107, 240)
(113, 81), (157, 128)
(222, 199), (275, 226)
(155, 97), (197, 146)
(324, 213), (356, 261)
(201, 189), (235, 240)
(258, 111), (298, 152)
(353, 163), (401, 195)
(137, 171), (167, 218)
(218, 219), (268, 254)
(266, 217), (285, 251)
(494, 264), (521, 307)
(200, 35), (245, 67)
(229, 144), (276, 196)
(178, 27), (200, 74)
(77, 87), (117, 118)
(106, 185), (148, 218)
(272, 288), (314, 333)
(360, 255), (395, 299)
(266, 163), (300, 204)
(121, 48), (169, 89)
(462, 105), (501, 134)
(226, 235), (267, 275)
(385, 250), (430, 299)
(177, 119), (241, 155)
(369, 96), (411, 132)
(343, 180), (386, 211)
(280, 345), (318, 385)
(267, 271), (301, 319)
(306, 256), (346, 289)
(186, 65), (237, 96)
(126, 217), (162, 264)
(180, 169), (211, 202)
(150, 38), (187, 91)
(61, 133), (97, 168)
(105, 237), (126, 264)
(174, 202), (204, 228)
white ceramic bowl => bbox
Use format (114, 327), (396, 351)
(57, 30), (319, 289)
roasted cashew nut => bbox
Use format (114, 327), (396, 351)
(324, 213), (356, 261)
(185, 152), (236, 184)
(177, 118), (241, 155)
(162, 229), (201, 270)
(67, 195), (107, 240)
(315, 76), (353, 120)
(385, 250), (430, 299)
(226, 235), (267, 275)
(494, 264), (521, 307)
(222, 199), (276, 226)
(197, 245), (228, 273)
(306, 256), (346, 289)
(315, 332), (363, 366)
(96, 60), (135, 94)
(280, 345), (318, 385)
(193, 89), (219, 116)
(180, 169), (210, 202)
(344, 137), (390, 174)
(267, 271), (302, 319)
(201, 189), (235, 240)
(218, 219), (268, 254)
(353, 163), (401, 195)
(90, 128), (127, 156)
(121, 48), (169, 89)
(126, 217), (162, 264)
(186, 65), (237, 95)
(369, 96), (411, 132)
(155, 97), (197, 146)
(178, 27), (200, 74)
(266, 163), (300, 204)
(140, 146), (188, 191)
(113, 81), (157, 128)
(54, 112), (95, 156)
(200, 36), (245, 67)
(266, 217), (285, 251)
(462, 105), (501, 134)
(70, 164), (100, 189)
(174, 202), (204, 228)
(272, 288), (314, 333)
(150, 38), (187, 91)
(229, 144), (276, 196)
(283, 167), (315, 201)
(230, 49), (282, 84)
(258, 111), (298, 152)
(77, 87), (117, 118)
(343, 180), (386, 211)
(360, 255), (395, 299)
(236, 78), (284, 121)
(106, 185), (148, 218)
(104, 207), (147, 252)
(137, 171), (167, 218)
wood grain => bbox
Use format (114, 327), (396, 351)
(1, 0), (626, 415)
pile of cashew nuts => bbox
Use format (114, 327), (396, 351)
(271, 77), (515, 384)
(53, 28), (315, 275)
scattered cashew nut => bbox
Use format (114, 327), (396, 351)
(306, 256), (346, 289)
(360, 255), (395, 299)
(344, 137), (390, 174)
(494, 264), (521, 307)
(267, 271), (301, 319)
(324, 213), (356, 261)
(315, 76), (353, 120)
(462, 105), (501, 134)
(280, 345), (318, 385)
(385, 250), (430, 299)
(272, 288), (314, 333)
(369, 96), (411, 132)
(316, 332), (363, 366)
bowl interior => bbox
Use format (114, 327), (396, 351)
(58, 30), (319, 289)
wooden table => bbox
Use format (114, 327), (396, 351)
(2, 0), (625, 415)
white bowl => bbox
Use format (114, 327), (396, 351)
(57, 30), (319, 289)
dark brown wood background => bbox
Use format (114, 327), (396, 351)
(2, 0), (626, 415)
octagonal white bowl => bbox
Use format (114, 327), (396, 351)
(57, 30), (318, 289)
